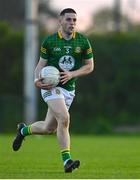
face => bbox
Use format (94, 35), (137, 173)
(60, 13), (77, 35)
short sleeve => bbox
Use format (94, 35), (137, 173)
(83, 39), (94, 59)
(40, 38), (49, 59)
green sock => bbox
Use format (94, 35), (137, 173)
(61, 149), (71, 163)
(21, 125), (32, 136)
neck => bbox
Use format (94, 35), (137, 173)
(59, 29), (73, 40)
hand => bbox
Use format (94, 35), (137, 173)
(60, 71), (74, 84)
(34, 78), (54, 90)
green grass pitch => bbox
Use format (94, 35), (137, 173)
(0, 134), (140, 179)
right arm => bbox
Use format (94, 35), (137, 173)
(34, 57), (53, 90)
(34, 57), (47, 81)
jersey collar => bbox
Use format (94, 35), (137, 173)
(58, 31), (76, 39)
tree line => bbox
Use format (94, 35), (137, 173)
(0, 22), (140, 133)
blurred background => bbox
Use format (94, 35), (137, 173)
(0, 0), (140, 134)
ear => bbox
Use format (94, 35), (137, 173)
(59, 16), (63, 24)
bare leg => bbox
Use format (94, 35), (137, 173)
(30, 108), (57, 134)
(47, 99), (70, 150)
(12, 108), (57, 151)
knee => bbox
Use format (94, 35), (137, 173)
(41, 126), (55, 135)
(57, 112), (70, 128)
(46, 128), (56, 135)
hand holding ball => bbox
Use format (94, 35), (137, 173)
(40, 66), (60, 87)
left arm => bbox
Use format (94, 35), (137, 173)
(60, 58), (94, 84)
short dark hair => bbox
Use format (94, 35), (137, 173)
(60, 8), (77, 16)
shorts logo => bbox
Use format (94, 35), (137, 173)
(59, 55), (75, 71)
(55, 88), (61, 95)
(43, 91), (52, 98)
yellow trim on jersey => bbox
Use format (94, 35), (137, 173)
(87, 47), (92, 54)
(41, 47), (47, 54)
(73, 31), (76, 39)
(58, 31), (76, 39)
(58, 31), (63, 39)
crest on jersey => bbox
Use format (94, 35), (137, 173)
(59, 55), (75, 71)
(75, 47), (81, 53)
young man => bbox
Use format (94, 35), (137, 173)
(12, 8), (94, 173)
